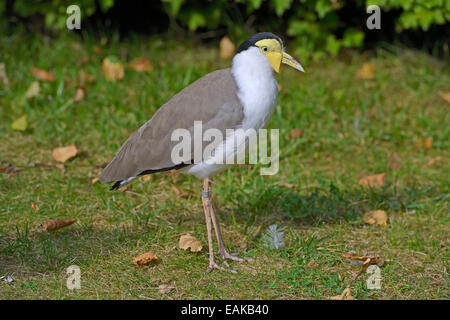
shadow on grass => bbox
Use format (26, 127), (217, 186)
(219, 182), (440, 227)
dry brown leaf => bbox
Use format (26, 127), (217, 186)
(439, 92), (450, 104)
(141, 175), (152, 181)
(179, 234), (203, 252)
(421, 137), (432, 149)
(93, 45), (102, 54)
(172, 186), (190, 198)
(126, 57), (153, 73)
(41, 219), (76, 231)
(219, 36), (236, 59)
(355, 62), (376, 80)
(363, 210), (388, 226)
(30, 67), (55, 82)
(388, 152), (402, 170)
(74, 88), (84, 102)
(158, 284), (175, 294)
(289, 128), (304, 138)
(358, 173), (386, 187)
(91, 177), (99, 184)
(330, 288), (354, 300)
(342, 252), (383, 271)
(78, 70), (95, 84)
(133, 251), (158, 266)
(425, 156), (443, 167)
(0, 62), (9, 88)
(101, 57), (124, 82)
(278, 182), (296, 189)
(30, 201), (39, 212)
(52, 144), (78, 163)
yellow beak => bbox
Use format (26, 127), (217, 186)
(281, 52), (304, 72)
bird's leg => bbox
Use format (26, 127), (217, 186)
(202, 179), (236, 273)
(207, 180), (252, 263)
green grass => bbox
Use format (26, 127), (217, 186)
(0, 31), (449, 299)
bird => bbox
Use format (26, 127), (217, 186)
(100, 32), (304, 273)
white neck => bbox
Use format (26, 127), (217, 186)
(231, 47), (279, 130)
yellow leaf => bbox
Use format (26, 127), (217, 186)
(219, 36), (236, 60)
(363, 210), (388, 226)
(439, 92), (450, 104)
(330, 288), (354, 300)
(91, 177), (99, 184)
(126, 57), (153, 73)
(25, 81), (40, 99)
(52, 144), (78, 163)
(133, 252), (158, 266)
(172, 186), (190, 198)
(355, 62), (376, 80)
(102, 57), (124, 82)
(358, 173), (386, 187)
(11, 115), (28, 131)
(179, 234), (203, 252)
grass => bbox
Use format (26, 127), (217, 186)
(0, 31), (449, 299)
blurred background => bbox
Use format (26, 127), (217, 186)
(1, 0), (449, 60)
(0, 0), (449, 300)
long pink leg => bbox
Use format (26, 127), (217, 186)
(202, 179), (236, 273)
(206, 180), (252, 263)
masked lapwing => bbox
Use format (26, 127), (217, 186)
(100, 32), (304, 273)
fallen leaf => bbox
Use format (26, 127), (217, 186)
(11, 115), (28, 131)
(78, 70), (94, 84)
(158, 284), (175, 294)
(133, 251), (158, 266)
(388, 152), (402, 170)
(355, 62), (376, 80)
(41, 219), (76, 231)
(330, 288), (354, 300)
(30, 201), (39, 212)
(30, 67), (55, 82)
(421, 137), (432, 149)
(25, 81), (40, 99)
(425, 156), (443, 167)
(52, 144), (78, 163)
(179, 234), (203, 252)
(141, 175), (152, 181)
(363, 210), (388, 226)
(93, 45), (102, 54)
(172, 186), (190, 198)
(219, 36), (236, 59)
(0, 62), (9, 88)
(102, 56), (124, 82)
(74, 87), (84, 102)
(358, 173), (386, 187)
(342, 252), (383, 271)
(91, 177), (99, 184)
(126, 57), (153, 73)
(278, 182), (296, 189)
(439, 92), (450, 104)
(289, 128), (304, 138)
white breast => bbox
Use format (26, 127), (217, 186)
(182, 47), (279, 179)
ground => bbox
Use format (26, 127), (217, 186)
(0, 33), (449, 299)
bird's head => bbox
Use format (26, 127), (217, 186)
(235, 32), (304, 73)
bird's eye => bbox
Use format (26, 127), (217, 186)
(262, 46), (268, 52)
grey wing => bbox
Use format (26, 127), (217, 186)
(99, 68), (244, 183)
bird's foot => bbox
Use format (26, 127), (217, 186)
(207, 260), (237, 274)
(220, 250), (253, 262)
